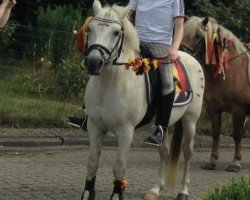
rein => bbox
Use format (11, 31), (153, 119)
(114, 57), (174, 66)
(226, 49), (250, 63)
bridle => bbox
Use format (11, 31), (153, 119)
(85, 17), (124, 66)
(180, 38), (205, 66)
(180, 37), (205, 58)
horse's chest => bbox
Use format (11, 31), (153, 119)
(85, 83), (146, 128)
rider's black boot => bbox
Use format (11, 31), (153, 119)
(144, 90), (175, 146)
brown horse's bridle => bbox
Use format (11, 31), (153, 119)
(180, 37), (205, 64)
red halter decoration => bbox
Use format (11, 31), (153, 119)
(76, 16), (93, 53)
(76, 28), (84, 53)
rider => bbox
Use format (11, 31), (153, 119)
(128, 0), (185, 146)
(68, 0), (185, 146)
(0, 0), (16, 28)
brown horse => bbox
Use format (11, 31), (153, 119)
(181, 16), (250, 172)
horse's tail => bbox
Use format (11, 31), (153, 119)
(165, 119), (183, 187)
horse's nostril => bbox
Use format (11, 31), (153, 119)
(85, 57), (104, 75)
(98, 60), (103, 68)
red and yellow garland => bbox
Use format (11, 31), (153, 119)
(125, 57), (163, 75)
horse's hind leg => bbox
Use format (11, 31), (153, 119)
(176, 119), (195, 200)
(110, 126), (134, 200)
(225, 108), (246, 172)
(82, 121), (105, 200)
(201, 110), (222, 170)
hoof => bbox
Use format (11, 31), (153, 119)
(81, 190), (95, 200)
(176, 193), (188, 200)
(225, 164), (241, 172)
(144, 191), (159, 200)
(200, 162), (216, 170)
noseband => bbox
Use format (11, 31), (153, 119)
(85, 17), (124, 66)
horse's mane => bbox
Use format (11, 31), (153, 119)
(95, 4), (140, 54)
(184, 16), (248, 55)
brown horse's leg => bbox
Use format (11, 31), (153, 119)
(225, 108), (246, 172)
(201, 111), (222, 170)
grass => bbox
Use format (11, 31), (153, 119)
(0, 59), (82, 128)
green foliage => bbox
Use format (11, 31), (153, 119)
(0, 21), (18, 49)
(185, 0), (250, 42)
(203, 177), (250, 200)
(22, 58), (59, 97)
(19, 4), (88, 97)
(58, 58), (89, 97)
(36, 4), (83, 63)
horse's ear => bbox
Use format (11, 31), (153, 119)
(119, 5), (131, 20)
(93, 0), (102, 15)
(202, 17), (209, 27)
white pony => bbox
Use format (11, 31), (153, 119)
(81, 1), (205, 200)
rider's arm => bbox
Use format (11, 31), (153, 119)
(0, 0), (16, 28)
(172, 17), (184, 51)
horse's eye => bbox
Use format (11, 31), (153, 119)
(114, 30), (120, 36)
(86, 26), (91, 33)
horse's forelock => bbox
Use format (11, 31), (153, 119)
(184, 16), (204, 41)
(95, 5), (118, 20)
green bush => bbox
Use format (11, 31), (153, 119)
(21, 57), (59, 97)
(58, 58), (89, 97)
(0, 21), (18, 49)
(36, 4), (83, 63)
(203, 177), (250, 200)
(19, 4), (89, 97)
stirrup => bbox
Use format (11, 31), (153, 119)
(73, 107), (86, 117)
(144, 125), (164, 147)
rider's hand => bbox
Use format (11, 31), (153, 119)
(2, 0), (16, 9)
(165, 46), (178, 61)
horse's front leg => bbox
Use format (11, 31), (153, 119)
(225, 107), (246, 172)
(144, 138), (169, 200)
(110, 126), (134, 200)
(82, 120), (105, 200)
(201, 110), (222, 170)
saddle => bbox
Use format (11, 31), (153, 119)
(135, 46), (193, 128)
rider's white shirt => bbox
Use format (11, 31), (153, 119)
(129, 0), (185, 45)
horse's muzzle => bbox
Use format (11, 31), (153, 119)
(85, 57), (104, 75)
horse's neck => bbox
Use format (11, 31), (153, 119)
(93, 51), (142, 89)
